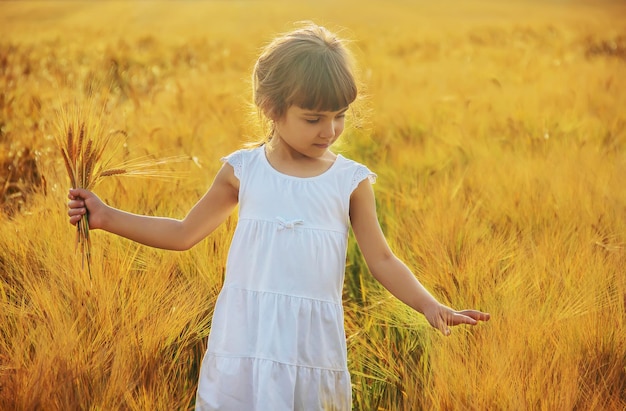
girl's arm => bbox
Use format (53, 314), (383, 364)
(67, 163), (239, 251)
(349, 179), (490, 335)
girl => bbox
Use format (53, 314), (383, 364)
(67, 23), (489, 411)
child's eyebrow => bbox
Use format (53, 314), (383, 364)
(302, 107), (349, 116)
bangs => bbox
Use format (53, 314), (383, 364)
(286, 50), (357, 112)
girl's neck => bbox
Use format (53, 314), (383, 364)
(265, 138), (337, 178)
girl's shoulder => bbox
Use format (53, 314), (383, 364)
(221, 145), (262, 161)
(334, 153), (368, 168)
(334, 154), (377, 191)
(220, 146), (264, 179)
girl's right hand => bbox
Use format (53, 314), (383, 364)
(67, 188), (107, 230)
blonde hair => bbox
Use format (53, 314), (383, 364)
(252, 23), (358, 142)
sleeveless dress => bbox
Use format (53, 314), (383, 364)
(195, 146), (376, 411)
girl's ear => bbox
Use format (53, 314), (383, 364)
(266, 110), (277, 122)
(263, 102), (289, 123)
(265, 106), (281, 122)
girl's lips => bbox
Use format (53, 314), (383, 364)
(314, 143), (330, 148)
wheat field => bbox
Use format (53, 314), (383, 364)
(1, 1), (625, 410)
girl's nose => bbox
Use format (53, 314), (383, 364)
(320, 120), (335, 139)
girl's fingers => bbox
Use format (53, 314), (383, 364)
(67, 189), (92, 226)
(68, 207), (85, 217)
(451, 313), (478, 326)
(69, 212), (84, 225)
(457, 310), (491, 322)
(68, 199), (84, 208)
(430, 307), (490, 335)
(69, 188), (81, 197)
(445, 311), (490, 329)
(69, 187), (91, 199)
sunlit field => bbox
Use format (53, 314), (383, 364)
(1, 1), (625, 410)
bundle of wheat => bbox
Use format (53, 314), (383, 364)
(54, 98), (114, 276)
(54, 97), (187, 276)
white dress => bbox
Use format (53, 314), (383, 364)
(195, 146), (376, 411)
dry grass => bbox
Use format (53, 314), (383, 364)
(1, 0), (625, 410)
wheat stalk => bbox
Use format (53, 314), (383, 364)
(53, 98), (110, 277)
(54, 97), (188, 277)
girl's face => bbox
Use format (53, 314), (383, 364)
(273, 105), (348, 158)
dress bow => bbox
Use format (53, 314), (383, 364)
(276, 216), (304, 231)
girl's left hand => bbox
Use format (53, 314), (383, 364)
(423, 304), (490, 336)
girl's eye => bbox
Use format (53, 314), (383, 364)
(306, 118), (320, 124)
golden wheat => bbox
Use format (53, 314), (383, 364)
(1, 1), (624, 410)
(54, 98), (188, 276)
(99, 168), (127, 177)
(54, 97), (113, 276)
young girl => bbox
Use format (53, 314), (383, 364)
(67, 23), (489, 411)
